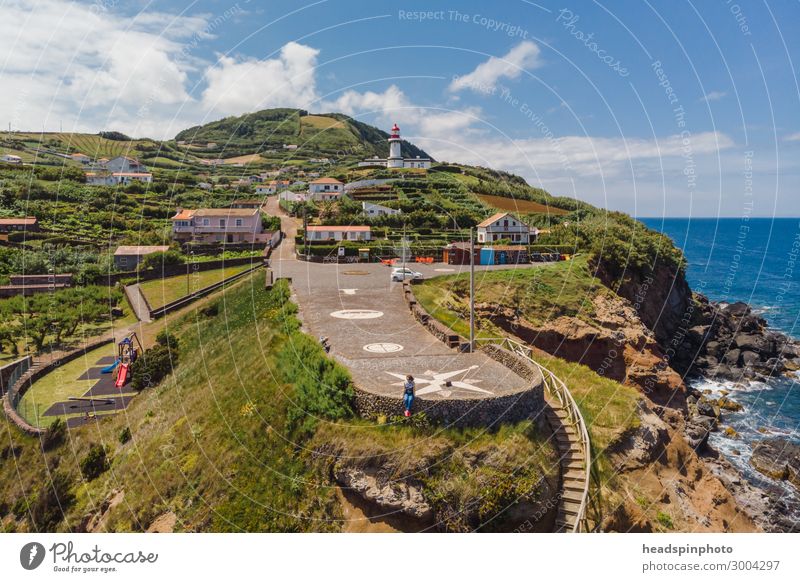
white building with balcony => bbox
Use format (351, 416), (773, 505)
(476, 212), (537, 244)
(171, 207), (268, 244)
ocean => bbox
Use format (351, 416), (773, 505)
(640, 217), (800, 493)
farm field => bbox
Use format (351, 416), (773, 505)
(478, 193), (570, 215)
(138, 263), (255, 308)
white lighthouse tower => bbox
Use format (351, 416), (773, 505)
(387, 123), (404, 169)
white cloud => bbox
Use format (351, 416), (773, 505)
(202, 42), (320, 117)
(449, 41), (541, 94)
(0, 0), (208, 137)
(701, 90), (727, 102)
(323, 85), (412, 119)
(784, 132), (800, 142)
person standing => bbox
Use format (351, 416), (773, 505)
(403, 375), (415, 417)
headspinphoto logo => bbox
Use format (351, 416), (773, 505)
(20, 542), (46, 570)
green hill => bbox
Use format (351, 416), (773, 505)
(173, 108), (431, 160)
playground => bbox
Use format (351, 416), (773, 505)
(18, 333), (143, 429)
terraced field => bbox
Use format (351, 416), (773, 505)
(478, 193), (570, 215)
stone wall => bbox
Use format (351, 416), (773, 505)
(0, 356), (31, 395)
(3, 338), (114, 436)
(353, 383), (545, 428)
(348, 280), (546, 428)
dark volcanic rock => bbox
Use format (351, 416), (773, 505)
(750, 439), (800, 489)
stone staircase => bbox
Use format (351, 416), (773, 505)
(546, 404), (588, 532)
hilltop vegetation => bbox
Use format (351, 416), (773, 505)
(174, 108), (430, 160)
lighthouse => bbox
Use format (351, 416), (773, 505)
(387, 123), (404, 168)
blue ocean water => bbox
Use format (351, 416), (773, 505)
(640, 217), (800, 492)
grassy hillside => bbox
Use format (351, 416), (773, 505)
(173, 108), (431, 160)
(0, 274), (558, 533)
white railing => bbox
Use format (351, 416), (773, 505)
(475, 336), (591, 533)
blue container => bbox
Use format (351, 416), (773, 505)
(480, 247), (494, 265)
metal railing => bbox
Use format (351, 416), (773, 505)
(474, 336), (591, 533)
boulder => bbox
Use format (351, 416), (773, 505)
(721, 348), (740, 365)
(705, 340), (721, 356)
(749, 439), (800, 489)
(685, 421), (711, 451)
(740, 350), (760, 367)
(723, 302), (751, 317)
(717, 396), (743, 412)
(696, 397), (720, 419)
(734, 333), (764, 352)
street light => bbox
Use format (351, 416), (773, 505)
(469, 227), (475, 352)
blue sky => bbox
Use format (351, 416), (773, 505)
(2, 0), (799, 217)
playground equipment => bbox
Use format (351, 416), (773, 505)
(112, 332), (142, 388)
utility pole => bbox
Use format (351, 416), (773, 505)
(469, 227), (475, 352)
(303, 206), (309, 258)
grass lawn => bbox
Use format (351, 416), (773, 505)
(416, 255), (609, 328)
(17, 343), (122, 428)
(138, 264), (254, 309)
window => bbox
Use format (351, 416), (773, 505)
(219, 219), (225, 228)
(203, 218), (210, 226)
(235, 219), (243, 227)
(504, 220), (509, 227)
(119, 257), (127, 266)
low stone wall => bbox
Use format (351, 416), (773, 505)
(353, 383), (544, 428)
(348, 280), (546, 427)
(3, 338), (114, 436)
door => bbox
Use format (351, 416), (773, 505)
(227, 234), (233, 243)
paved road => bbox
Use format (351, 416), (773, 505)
(268, 198), (546, 401)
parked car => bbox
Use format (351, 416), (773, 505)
(391, 267), (424, 282)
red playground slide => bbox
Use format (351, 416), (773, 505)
(115, 363), (129, 388)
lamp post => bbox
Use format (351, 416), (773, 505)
(469, 227), (475, 352)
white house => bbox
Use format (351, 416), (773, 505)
(112, 172), (152, 185)
(85, 172), (115, 185)
(279, 190), (307, 203)
(85, 172), (152, 185)
(70, 153), (91, 164)
(362, 201), (401, 217)
(257, 180), (290, 195)
(1, 154), (22, 164)
(306, 225), (371, 242)
(309, 177), (343, 201)
(106, 156), (147, 173)
(476, 212), (536, 244)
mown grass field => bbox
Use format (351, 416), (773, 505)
(12, 133), (156, 159)
(138, 264), (254, 308)
(478, 193), (570, 215)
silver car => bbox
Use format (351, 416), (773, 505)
(391, 267), (424, 282)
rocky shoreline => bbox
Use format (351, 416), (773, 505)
(678, 298), (800, 531)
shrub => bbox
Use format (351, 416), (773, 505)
(277, 331), (354, 436)
(138, 250), (184, 272)
(118, 427), (132, 445)
(79, 444), (109, 481)
(30, 471), (74, 531)
(156, 330), (180, 351)
(130, 344), (174, 390)
(42, 418), (66, 451)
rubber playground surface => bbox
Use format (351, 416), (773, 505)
(20, 349), (138, 429)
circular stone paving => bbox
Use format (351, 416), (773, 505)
(330, 309), (384, 320)
(363, 342), (404, 353)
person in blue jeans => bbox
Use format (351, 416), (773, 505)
(403, 375), (415, 417)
